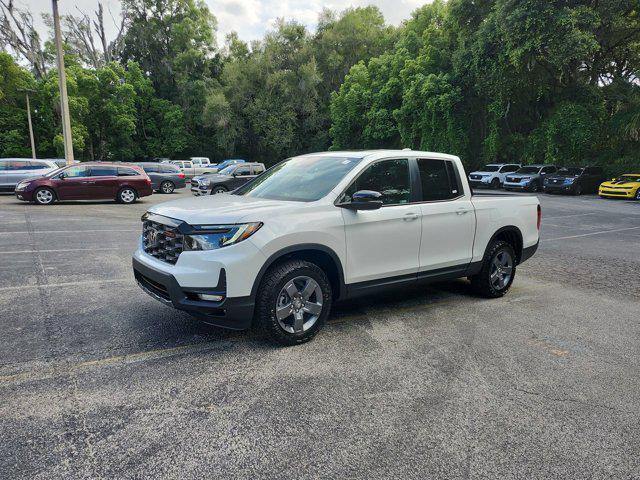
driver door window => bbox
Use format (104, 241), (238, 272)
(343, 158), (411, 205)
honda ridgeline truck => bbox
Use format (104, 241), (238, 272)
(133, 150), (540, 345)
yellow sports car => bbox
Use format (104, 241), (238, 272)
(599, 174), (640, 200)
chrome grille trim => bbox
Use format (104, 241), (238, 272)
(142, 219), (184, 265)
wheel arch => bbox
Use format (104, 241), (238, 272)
(251, 244), (346, 301)
(486, 226), (524, 263)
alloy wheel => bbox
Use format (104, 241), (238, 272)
(161, 181), (174, 194)
(275, 276), (323, 334)
(490, 250), (513, 290)
(120, 189), (136, 203)
(36, 189), (53, 204)
(213, 187), (227, 194)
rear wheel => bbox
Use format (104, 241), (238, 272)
(117, 187), (137, 204)
(470, 240), (516, 298)
(255, 260), (332, 346)
(160, 180), (175, 194)
(211, 185), (228, 195)
(34, 187), (55, 205)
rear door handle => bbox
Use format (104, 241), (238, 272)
(403, 212), (421, 221)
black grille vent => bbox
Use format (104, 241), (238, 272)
(143, 220), (184, 264)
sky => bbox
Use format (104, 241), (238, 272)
(16, 0), (426, 45)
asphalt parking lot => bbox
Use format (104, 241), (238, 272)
(0, 189), (638, 479)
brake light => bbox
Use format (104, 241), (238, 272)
(537, 205), (542, 230)
(178, 172), (185, 179)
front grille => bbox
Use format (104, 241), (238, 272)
(506, 176), (519, 182)
(143, 220), (184, 264)
(600, 189), (628, 196)
(135, 271), (171, 301)
(470, 174), (482, 180)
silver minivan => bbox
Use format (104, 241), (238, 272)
(0, 159), (60, 192)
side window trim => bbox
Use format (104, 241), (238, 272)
(414, 157), (465, 204)
(334, 157), (413, 207)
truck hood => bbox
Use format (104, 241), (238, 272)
(147, 193), (296, 225)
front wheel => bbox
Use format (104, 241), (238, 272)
(574, 184), (583, 196)
(211, 185), (228, 195)
(160, 180), (175, 194)
(635, 189), (640, 201)
(34, 187), (55, 205)
(470, 240), (516, 298)
(490, 178), (500, 189)
(254, 260), (332, 346)
(529, 182), (540, 193)
(117, 187), (138, 204)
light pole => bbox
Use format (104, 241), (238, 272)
(51, 0), (74, 165)
(18, 88), (37, 159)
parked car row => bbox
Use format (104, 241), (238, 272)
(468, 163), (639, 199)
(190, 162), (266, 196)
(169, 158), (247, 178)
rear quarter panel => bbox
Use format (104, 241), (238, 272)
(470, 195), (540, 263)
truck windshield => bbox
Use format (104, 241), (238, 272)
(234, 155), (363, 202)
(481, 165), (500, 172)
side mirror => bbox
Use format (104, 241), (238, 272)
(340, 190), (383, 211)
(58, 172), (66, 180)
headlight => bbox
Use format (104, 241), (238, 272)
(183, 223), (263, 251)
(15, 182), (29, 191)
(565, 177), (575, 183)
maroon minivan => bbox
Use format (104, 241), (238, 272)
(14, 162), (153, 205)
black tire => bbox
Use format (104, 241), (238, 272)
(529, 181), (540, 193)
(635, 189), (640, 201)
(470, 240), (516, 298)
(117, 187), (138, 204)
(574, 184), (583, 196)
(160, 180), (175, 194)
(33, 187), (56, 205)
(254, 259), (332, 346)
(490, 178), (500, 189)
(211, 185), (228, 195)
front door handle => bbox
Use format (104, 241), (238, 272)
(456, 208), (470, 215)
(403, 212), (421, 221)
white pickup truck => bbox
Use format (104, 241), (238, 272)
(133, 150), (540, 345)
(171, 158), (215, 179)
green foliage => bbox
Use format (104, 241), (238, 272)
(331, 0), (640, 173)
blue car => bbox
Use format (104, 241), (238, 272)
(209, 159), (247, 172)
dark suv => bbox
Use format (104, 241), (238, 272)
(134, 162), (186, 194)
(14, 163), (153, 205)
(191, 162), (266, 195)
(543, 166), (604, 195)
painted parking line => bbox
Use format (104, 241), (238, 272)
(0, 247), (123, 254)
(543, 213), (596, 220)
(0, 229), (137, 235)
(545, 225), (640, 241)
(0, 278), (131, 292)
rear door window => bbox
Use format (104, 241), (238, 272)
(417, 159), (461, 201)
(235, 166), (253, 177)
(90, 166), (118, 177)
(118, 167), (139, 176)
(8, 160), (30, 170)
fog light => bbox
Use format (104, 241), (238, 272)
(198, 293), (224, 302)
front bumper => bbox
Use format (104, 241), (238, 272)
(598, 187), (635, 198)
(14, 188), (34, 201)
(544, 183), (575, 193)
(191, 185), (209, 196)
(133, 256), (254, 330)
(503, 182), (529, 190)
(468, 178), (491, 187)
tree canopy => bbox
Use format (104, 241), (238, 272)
(1, 0), (639, 173)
